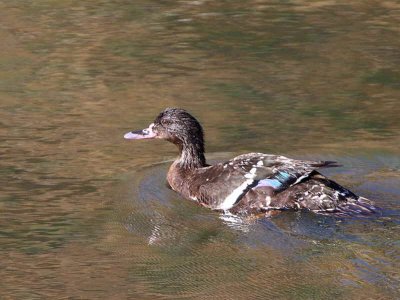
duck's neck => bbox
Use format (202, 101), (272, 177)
(177, 141), (206, 169)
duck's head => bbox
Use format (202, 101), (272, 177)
(124, 108), (205, 153)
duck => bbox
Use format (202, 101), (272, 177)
(124, 108), (376, 216)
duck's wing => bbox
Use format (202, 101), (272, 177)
(242, 153), (340, 191)
(192, 153), (340, 211)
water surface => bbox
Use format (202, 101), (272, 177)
(1, 0), (400, 299)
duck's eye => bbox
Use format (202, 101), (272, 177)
(161, 119), (172, 127)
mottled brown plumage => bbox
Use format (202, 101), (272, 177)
(125, 108), (377, 216)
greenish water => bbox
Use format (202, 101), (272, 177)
(1, 0), (399, 299)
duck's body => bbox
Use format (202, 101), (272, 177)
(167, 152), (373, 216)
(125, 108), (376, 216)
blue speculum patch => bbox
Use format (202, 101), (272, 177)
(255, 178), (282, 189)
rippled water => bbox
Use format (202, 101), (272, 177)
(1, 1), (400, 299)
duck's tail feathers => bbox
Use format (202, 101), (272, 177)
(312, 160), (342, 169)
(324, 196), (379, 217)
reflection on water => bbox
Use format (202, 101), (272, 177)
(1, 0), (399, 299)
